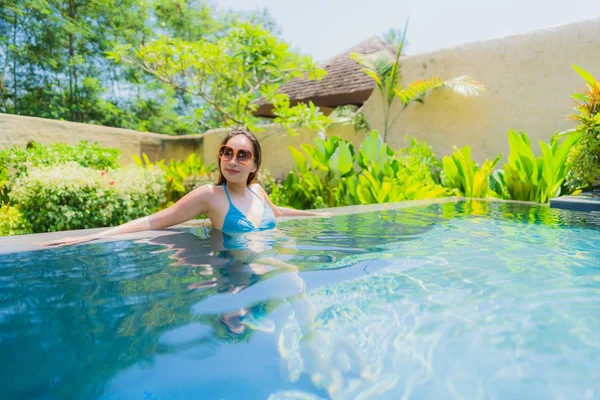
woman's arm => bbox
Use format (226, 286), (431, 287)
(41, 185), (214, 246)
(252, 184), (332, 218)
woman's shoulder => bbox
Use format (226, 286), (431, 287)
(249, 183), (268, 198)
(189, 184), (225, 200)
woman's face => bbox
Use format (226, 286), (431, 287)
(219, 135), (257, 184)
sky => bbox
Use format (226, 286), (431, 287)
(214, 0), (600, 61)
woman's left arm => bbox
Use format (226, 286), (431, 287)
(252, 184), (332, 218)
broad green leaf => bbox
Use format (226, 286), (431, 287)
(328, 142), (354, 177)
(572, 64), (598, 87)
(288, 146), (308, 173)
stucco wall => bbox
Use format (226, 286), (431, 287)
(0, 113), (360, 179)
(0, 113), (205, 165)
(361, 17), (600, 161)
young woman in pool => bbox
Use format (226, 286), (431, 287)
(43, 129), (332, 247)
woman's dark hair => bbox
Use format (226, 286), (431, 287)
(216, 128), (262, 186)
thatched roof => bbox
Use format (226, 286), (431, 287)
(254, 37), (396, 117)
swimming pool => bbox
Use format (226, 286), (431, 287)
(1, 199), (599, 399)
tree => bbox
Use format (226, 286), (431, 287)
(0, 1), (289, 134)
(0, 0), (151, 122)
(108, 22), (330, 133)
(381, 27), (407, 49)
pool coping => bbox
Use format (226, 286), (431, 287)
(0, 197), (541, 254)
(549, 194), (600, 212)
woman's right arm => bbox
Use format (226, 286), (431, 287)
(40, 185), (214, 247)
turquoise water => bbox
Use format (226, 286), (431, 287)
(1, 200), (599, 399)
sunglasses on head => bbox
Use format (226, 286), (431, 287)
(218, 145), (254, 165)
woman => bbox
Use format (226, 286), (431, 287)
(43, 129), (332, 247)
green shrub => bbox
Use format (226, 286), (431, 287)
(350, 132), (448, 204)
(442, 145), (501, 198)
(0, 167), (9, 204)
(0, 141), (120, 178)
(566, 65), (600, 185)
(10, 163), (165, 233)
(398, 136), (443, 184)
(275, 131), (449, 209)
(0, 205), (33, 236)
(108, 167), (168, 225)
(490, 130), (582, 203)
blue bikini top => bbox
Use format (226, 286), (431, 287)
(221, 184), (276, 235)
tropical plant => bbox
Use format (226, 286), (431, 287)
(442, 145), (502, 198)
(282, 135), (356, 209)
(490, 130), (582, 203)
(278, 131), (449, 209)
(351, 21), (484, 142)
(108, 22), (329, 134)
(566, 65), (600, 186)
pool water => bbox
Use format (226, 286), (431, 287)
(1, 200), (599, 399)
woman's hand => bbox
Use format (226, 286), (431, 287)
(39, 235), (99, 248)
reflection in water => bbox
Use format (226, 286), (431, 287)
(0, 201), (599, 399)
(146, 228), (317, 345)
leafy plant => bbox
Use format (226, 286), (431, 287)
(281, 135), (356, 209)
(0, 167), (10, 205)
(10, 163), (165, 233)
(442, 145), (502, 198)
(0, 141), (122, 205)
(398, 136), (443, 184)
(353, 132), (448, 204)
(351, 21), (484, 142)
(278, 131), (449, 209)
(0, 204), (32, 236)
(566, 65), (600, 186)
(108, 22), (329, 134)
(0, 141), (121, 179)
(490, 130), (582, 203)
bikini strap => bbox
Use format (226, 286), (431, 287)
(248, 186), (266, 205)
(223, 183), (233, 204)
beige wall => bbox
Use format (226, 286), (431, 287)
(0, 113), (205, 166)
(0, 113), (360, 179)
(361, 17), (600, 161)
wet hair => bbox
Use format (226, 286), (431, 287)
(216, 128), (262, 186)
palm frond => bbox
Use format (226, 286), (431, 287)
(351, 51), (396, 86)
(444, 76), (486, 96)
(394, 77), (444, 105)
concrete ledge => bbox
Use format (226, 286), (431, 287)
(550, 194), (600, 212)
(0, 197), (465, 254)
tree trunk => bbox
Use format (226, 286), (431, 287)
(12, 9), (18, 114)
(67, 0), (78, 121)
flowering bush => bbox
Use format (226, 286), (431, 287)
(10, 163), (165, 233)
(109, 167), (167, 224)
(0, 204), (32, 236)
